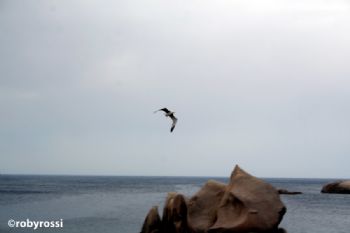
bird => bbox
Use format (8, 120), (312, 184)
(154, 107), (178, 132)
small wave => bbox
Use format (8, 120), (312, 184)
(0, 190), (50, 194)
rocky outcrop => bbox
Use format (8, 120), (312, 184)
(278, 189), (302, 195)
(140, 165), (287, 233)
(162, 193), (194, 233)
(188, 180), (226, 232)
(140, 206), (162, 233)
(209, 166), (286, 233)
(321, 181), (350, 194)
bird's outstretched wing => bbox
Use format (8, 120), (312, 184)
(159, 108), (170, 113)
(169, 114), (177, 132)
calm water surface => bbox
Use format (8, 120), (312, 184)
(0, 175), (349, 233)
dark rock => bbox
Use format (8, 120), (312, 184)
(140, 206), (162, 233)
(321, 181), (350, 194)
(278, 189), (302, 195)
(162, 193), (194, 233)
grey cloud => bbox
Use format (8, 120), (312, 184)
(1, 0), (350, 178)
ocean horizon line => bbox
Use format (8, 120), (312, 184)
(0, 173), (348, 180)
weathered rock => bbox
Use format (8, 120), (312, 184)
(209, 165), (286, 233)
(278, 189), (302, 195)
(140, 206), (162, 233)
(140, 165), (287, 233)
(188, 180), (226, 233)
(321, 181), (350, 194)
(162, 193), (193, 233)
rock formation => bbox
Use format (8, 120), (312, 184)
(321, 180), (350, 194)
(187, 180), (226, 233)
(278, 189), (302, 195)
(209, 165), (286, 232)
(140, 206), (162, 233)
(162, 192), (194, 233)
(140, 165), (287, 233)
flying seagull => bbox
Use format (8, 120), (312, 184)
(154, 108), (178, 132)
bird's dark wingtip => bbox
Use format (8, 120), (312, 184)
(160, 108), (170, 113)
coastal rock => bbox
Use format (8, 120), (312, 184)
(162, 193), (193, 233)
(278, 189), (302, 195)
(140, 206), (162, 233)
(209, 165), (286, 232)
(140, 165), (287, 233)
(187, 180), (226, 232)
(321, 181), (350, 194)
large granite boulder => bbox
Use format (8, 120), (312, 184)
(140, 165), (287, 233)
(187, 180), (226, 232)
(321, 181), (350, 194)
(208, 165), (286, 233)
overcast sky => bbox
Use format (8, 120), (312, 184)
(1, 0), (350, 178)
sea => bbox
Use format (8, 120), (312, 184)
(0, 175), (349, 233)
